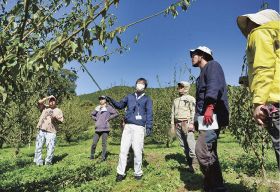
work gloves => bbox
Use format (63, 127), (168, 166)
(203, 104), (214, 125)
(146, 128), (152, 137)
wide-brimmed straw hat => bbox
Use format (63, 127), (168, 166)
(237, 9), (280, 36)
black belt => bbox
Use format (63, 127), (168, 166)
(40, 129), (51, 133)
(175, 119), (189, 123)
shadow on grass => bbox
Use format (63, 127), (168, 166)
(57, 142), (79, 147)
(225, 183), (252, 192)
(165, 153), (186, 164)
(107, 151), (119, 157)
(124, 148), (149, 174)
(218, 139), (238, 144)
(0, 153), (68, 174)
(94, 151), (119, 160)
(165, 153), (203, 191)
(109, 141), (121, 146)
(145, 144), (174, 149)
(0, 158), (33, 174)
(165, 153), (252, 192)
(52, 153), (69, 164)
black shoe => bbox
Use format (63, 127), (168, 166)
(212, 186), (228, 192)
(186, 165), (195, 173)
(101, 155), (107, 161)
(134, 175), (142, 180)
(116, 174), (124, 182)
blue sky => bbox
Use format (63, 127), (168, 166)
(64, 0), (279, 95)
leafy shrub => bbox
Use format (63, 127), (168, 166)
(59, 98), (93, 142)
(0, 159), (111, 191)
(228, 86), (271, 177)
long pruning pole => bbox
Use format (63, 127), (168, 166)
(125, 7), (168, 29)
(80, 63), (102, 91)
(82, 1), (184, 91)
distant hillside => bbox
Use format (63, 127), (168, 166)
(79, 85), (196, 104)
(79, 86), (134, 104)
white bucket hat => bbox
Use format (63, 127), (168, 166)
(189, 46), (213, 60)
(237, 9), (280, 36)
(178, 81), (190, 93)
(178, 81), (190, 88)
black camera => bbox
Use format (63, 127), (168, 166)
(239, 76), (249, 87)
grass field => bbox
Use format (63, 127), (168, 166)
(0, 129), (279, 192)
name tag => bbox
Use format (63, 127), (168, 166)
(135, 115), (142, 120)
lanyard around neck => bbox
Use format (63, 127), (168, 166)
(135, 93), (145, 100)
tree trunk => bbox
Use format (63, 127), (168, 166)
(166, 138), (170, 148)
(0, 138), (4, 148)
(15, 143), (20, 156)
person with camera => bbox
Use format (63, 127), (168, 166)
(34, 95), (64, 165)
(105, 77), (153, 182)
(237, 9), (280, 170)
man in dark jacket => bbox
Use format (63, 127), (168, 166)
(190, 46), (229, 192)
(106, 78), (153, 182)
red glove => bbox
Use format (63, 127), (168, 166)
(203, 104), (214, 125)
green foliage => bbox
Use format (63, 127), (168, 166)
(0, 133), (278, 192)
(0, 0), (194, 153)
(59, 97), (93, 142)
(0, 69), (78, 150)
(1, 95), (40, 152)
(147, 87), (177, 144)
(0, 157), (111, 191)
(79, 85), (196, 145)
(0, 0), (192, 102)
(228, 86), (271, 176)
(80, 86), (134, 143)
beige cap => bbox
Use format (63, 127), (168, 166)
(178, 81), (190, 94)
(237, 9), (280, 36)
(178, 81), (190, 87)
(48, 95), (56, 101)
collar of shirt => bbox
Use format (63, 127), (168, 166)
(135, 93), (145, 100)
(95, 105), (107, 112)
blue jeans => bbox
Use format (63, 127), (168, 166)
(34, 130), (56, 165)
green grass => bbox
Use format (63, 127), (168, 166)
(0, 131), (279, 192)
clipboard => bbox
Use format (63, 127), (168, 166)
(197, 114), (219, 130)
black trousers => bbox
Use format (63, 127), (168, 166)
(266, 105), (280, 170)
(195, 129), (226, 191)
(91, 131), (109, 159)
